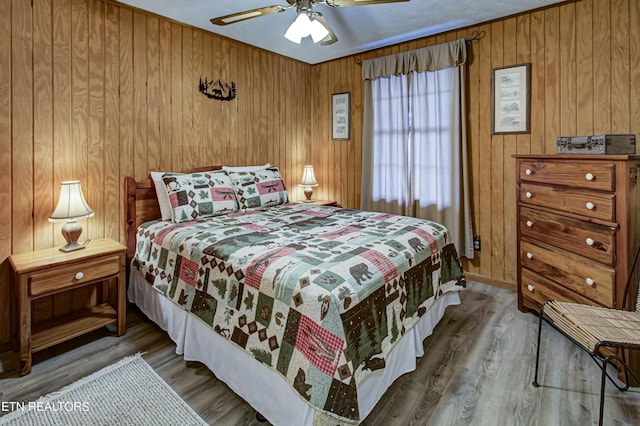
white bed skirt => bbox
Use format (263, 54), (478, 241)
(128, 268), (460, 425)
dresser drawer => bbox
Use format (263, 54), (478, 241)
(29, 255), (121, 297)
(519, 207), (616, 266)
(521, 268), (572, 307)
(519, 160), (614, 191)
(520, 240), (615, 306)
(519, 182), (615, 222)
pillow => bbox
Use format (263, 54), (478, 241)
(228, 166), (289, 210)
(152, 169), (221, 220)
(151, 171), (173, 221)
(162, 170), (238, 223)
(222, 163), (271, 172)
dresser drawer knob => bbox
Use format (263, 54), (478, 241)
(525, 192), (533, 199)
(526, 252), (534, 259)
(585, 172), (595, 181)
(526, 220), (533, 227)
(586, 277), (595, 286)
(586, 237), (595, 246)
(527, 285), (535, 292)
(586, 202), (595, 210)
(525, 168), (532, 175)
(74, 272), (84, 280)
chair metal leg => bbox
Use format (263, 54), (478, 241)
(598, 357), (611, 426)
(532, 309), (544, 387)
(621, 352), (630, 389)
(617, 348), (630, 391)
(590, 353), (630, 392)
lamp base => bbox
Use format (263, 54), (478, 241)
(59, 220), (86, 252)
(59, 242), (86, 253)
(303, 187), (314, 203)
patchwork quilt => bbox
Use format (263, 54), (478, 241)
(133, 203), (466, 423)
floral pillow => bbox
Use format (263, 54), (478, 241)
(162, 170), (238, 223)
(227, 166), (289, 210)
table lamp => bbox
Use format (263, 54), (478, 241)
(48, 180), (94, 252)
(299, 165), (319, 202)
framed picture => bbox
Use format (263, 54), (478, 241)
(492, 63), (531, 134)
(332, 92), (350, 140)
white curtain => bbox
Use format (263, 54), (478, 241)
(361, 39), (474, 259)
(369, 73), (410, 206)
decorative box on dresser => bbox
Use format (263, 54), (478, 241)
(514, 154), (640, 385)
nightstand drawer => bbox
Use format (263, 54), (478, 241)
(29, 255), (121, 297)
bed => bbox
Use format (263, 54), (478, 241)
(124, 166), (466, 425)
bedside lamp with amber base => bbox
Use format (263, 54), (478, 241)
(49, 180), (94, 252)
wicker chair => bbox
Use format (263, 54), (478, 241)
(532, 241), (640, 426)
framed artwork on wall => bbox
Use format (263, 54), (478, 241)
(492, 63), (531, 134)
(332, 92), (350, 140)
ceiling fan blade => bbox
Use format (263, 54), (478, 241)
(325, 0), (409, 6)
(312, 13), (338, 46)
(210, 5), (289, 26)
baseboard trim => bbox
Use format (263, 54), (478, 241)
(464, 272), (516, 291)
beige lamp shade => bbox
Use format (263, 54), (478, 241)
(299, 165), (319, 187)
(299, 165), (318, 202)
(49, 181), (94, 221)
(49, 181), (94, 252)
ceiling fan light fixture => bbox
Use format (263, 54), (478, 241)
(309, 19), (329, 43)
(284, 12), (310, 44)
(284, 26), (303, 44)
(284, 12), (329, 44)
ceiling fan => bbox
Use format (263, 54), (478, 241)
(210, 0), (409, 46)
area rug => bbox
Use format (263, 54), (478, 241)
(0, 354), (207, 426)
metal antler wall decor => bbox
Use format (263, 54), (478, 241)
(198, 78), (237, 101)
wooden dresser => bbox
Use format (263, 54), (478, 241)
(515, 154), (640, 384)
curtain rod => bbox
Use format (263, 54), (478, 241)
(354, 30), (484, 65)
(465, 30), (485, 43)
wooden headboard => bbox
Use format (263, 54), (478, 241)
(124, 166), (223, 263)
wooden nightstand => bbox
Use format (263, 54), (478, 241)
(298, 199), (338, 207)
(9, 238), (127, 375)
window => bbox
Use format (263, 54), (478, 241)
(369, 67), (459, 211)
(360, 39), (473, 258)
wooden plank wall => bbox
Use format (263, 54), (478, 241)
(311, 0), (640, 289)
(0, 0), (312, 346)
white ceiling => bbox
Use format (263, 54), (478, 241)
(115, 0), (566, 65)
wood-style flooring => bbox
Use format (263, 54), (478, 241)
(1, 281), (638, 425)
